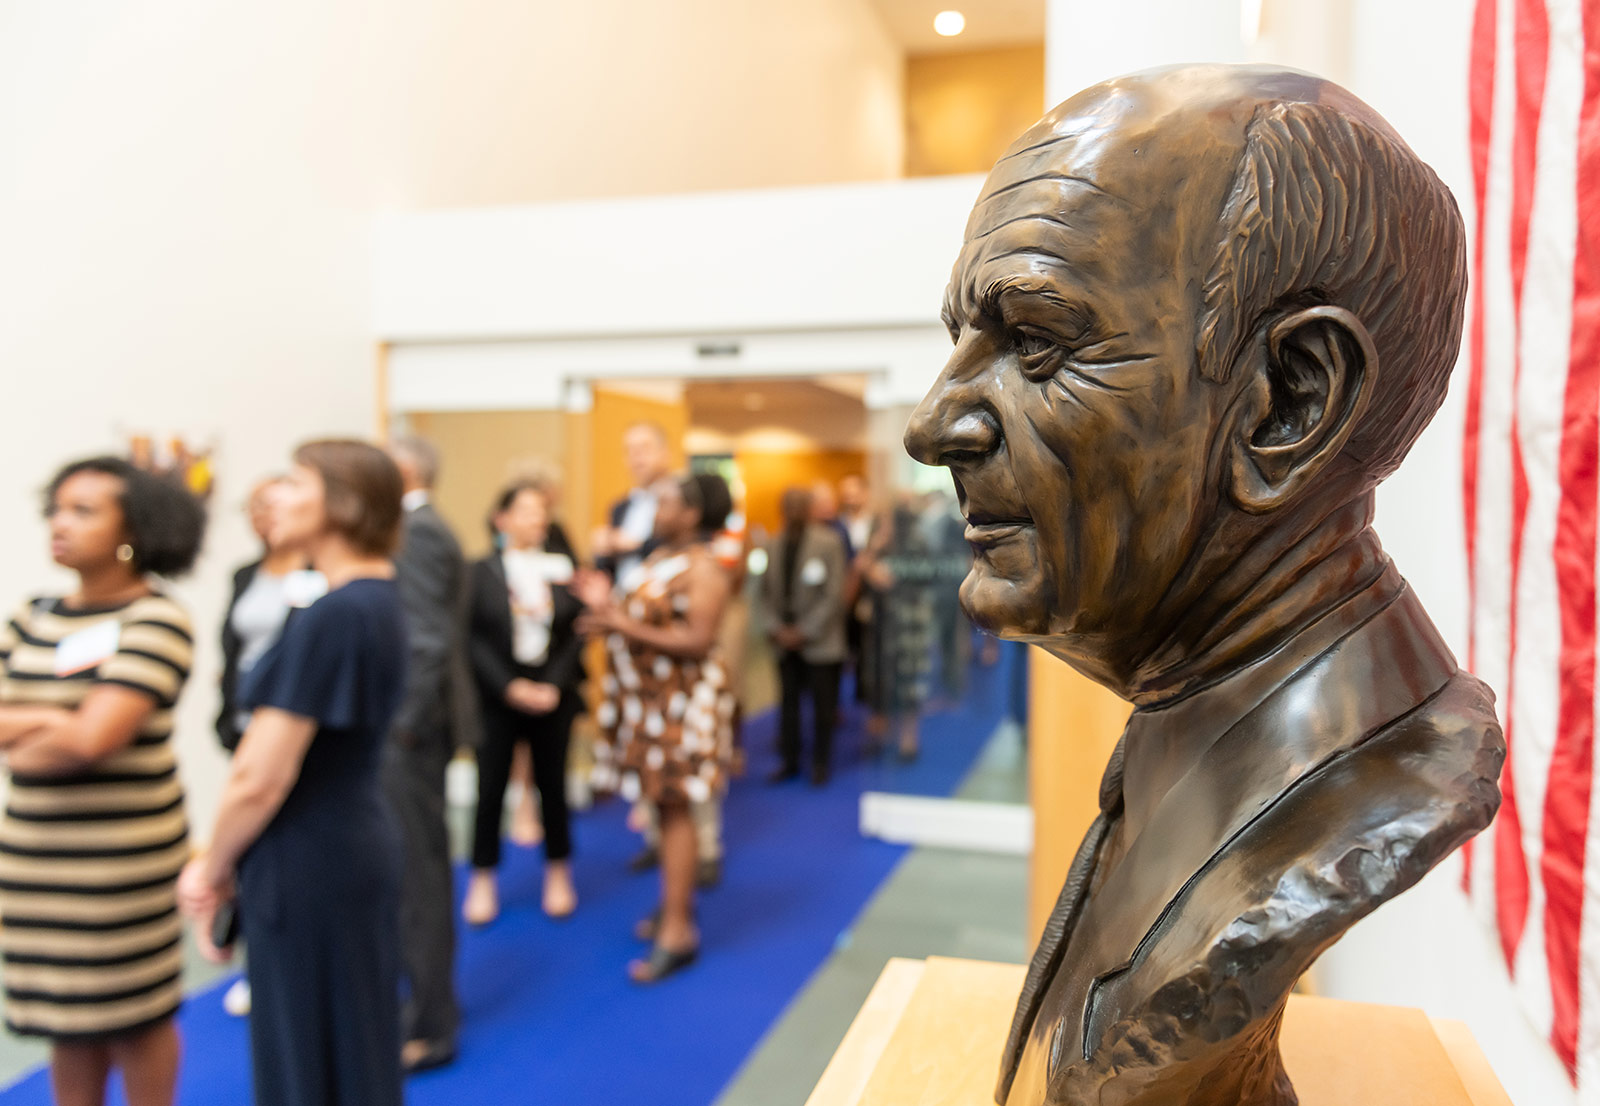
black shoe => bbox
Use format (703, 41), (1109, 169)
(402, 1038), (457, 1075)
(767, 766), (801, 784)
(696, 858), (722, 889)
(809, 764), (831, 787)
(628, 845), (660, 873)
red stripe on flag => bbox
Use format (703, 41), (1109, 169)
(1463, 0), (1499, 895)
(1543, 0), (1600, 1074)
(1466, 0), (1497, 670)
(1493, 0), (1549, 968)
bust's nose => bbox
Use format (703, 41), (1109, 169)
(904, 356), (1001, 467)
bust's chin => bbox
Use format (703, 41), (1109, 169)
(958, 558), (1055, 640)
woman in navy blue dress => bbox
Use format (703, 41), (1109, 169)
(178, 440), (408, 1106)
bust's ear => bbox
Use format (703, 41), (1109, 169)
(1226, 305), (1377, 513)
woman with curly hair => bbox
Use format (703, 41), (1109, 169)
(0, 456), (205, 1106)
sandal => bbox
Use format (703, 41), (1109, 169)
(542, 867), (577, 919)
(635, 906), (698, 942)
(628, 942), (699, 984)
(462, 873), (499, 928)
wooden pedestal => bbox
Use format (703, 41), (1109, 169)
(805, 957), (1513, 1106)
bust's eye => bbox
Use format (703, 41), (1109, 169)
(1013, 328), (1065, 380)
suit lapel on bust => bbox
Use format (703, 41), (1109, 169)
(1061, 583), (1457, 1070)
(997, 576), (1460, 1103)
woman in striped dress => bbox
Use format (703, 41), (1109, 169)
(0, 457), (203, 1106)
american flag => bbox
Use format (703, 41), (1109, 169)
(1463, 0), (1600, 1092)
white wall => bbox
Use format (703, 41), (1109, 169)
(0, 0), (908, 833)
(386, 328), (956, 414)
(0, 2), (386, 837)
(373, 176), (986, 501)
(1044, 2), (1570, 1102)
(374, 174), (982, 424)
(373, 176), (982, 346)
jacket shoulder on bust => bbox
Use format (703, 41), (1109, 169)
(1085, 671), (1504, 1076)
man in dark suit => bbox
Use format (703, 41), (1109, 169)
(763, 487), (849, 786)
(904, 66), (1503, 1106)
(384, 436), (465, 1074)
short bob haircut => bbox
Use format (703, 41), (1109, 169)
(293, 440), (403, 557)
(45, 457), (207, 578)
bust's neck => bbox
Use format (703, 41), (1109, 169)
(1128, 495), (1386, 706)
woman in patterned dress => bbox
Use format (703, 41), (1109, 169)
(0, 457), (204, 1106)
(577, 473), (733, 983)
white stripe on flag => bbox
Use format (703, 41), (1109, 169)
(1476, 0), (1523, 992)
(1473, 0), (1520, 759)
(1518, 0), (1584, 1046)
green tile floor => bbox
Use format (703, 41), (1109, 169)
(714, 721), (1029, 1106)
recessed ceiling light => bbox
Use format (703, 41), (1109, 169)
(934, 10), (966, 36)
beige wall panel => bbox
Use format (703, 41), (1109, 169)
(905, 44), (1047, 177)
(409, 410), (567, 561)
(738, 449), (870, 537)
(589, 388), (690, 541)
(1026, 648), (1130, 945)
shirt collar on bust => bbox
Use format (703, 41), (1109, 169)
(402, 489), (430, 512)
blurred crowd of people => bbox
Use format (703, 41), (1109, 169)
(0, 422), (979, 1106)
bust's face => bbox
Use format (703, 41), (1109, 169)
(905, 80), (1247, 661)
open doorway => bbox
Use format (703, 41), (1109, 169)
(402, 373), (877, 561)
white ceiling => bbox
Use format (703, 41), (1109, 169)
(867, 0), (1046, 55)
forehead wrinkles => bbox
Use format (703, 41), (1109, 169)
(947, 186), (1111, 321)
(965, 171), (1124, 243)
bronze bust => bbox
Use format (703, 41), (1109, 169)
(904, 65), (1505, 1106)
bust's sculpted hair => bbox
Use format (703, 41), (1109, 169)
(1197, 100), (1469, 485)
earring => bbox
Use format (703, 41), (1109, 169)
(116, 544), (136, 563)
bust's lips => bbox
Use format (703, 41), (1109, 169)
(950, 475), (1034, 545)
(958, 500), (1034, 548)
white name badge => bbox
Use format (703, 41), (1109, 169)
(617, 562), (647, 596)
(283, 570), (329, 609)
(800, 557), (828, 587)
(54, 620), (121, 677)
(537, 553), (575, 584)
(651, 554), (691, 586)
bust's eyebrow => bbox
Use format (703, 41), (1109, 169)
(980, 275), (1077, 317)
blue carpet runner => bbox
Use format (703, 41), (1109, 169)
(0, 648), (1015, 1105)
